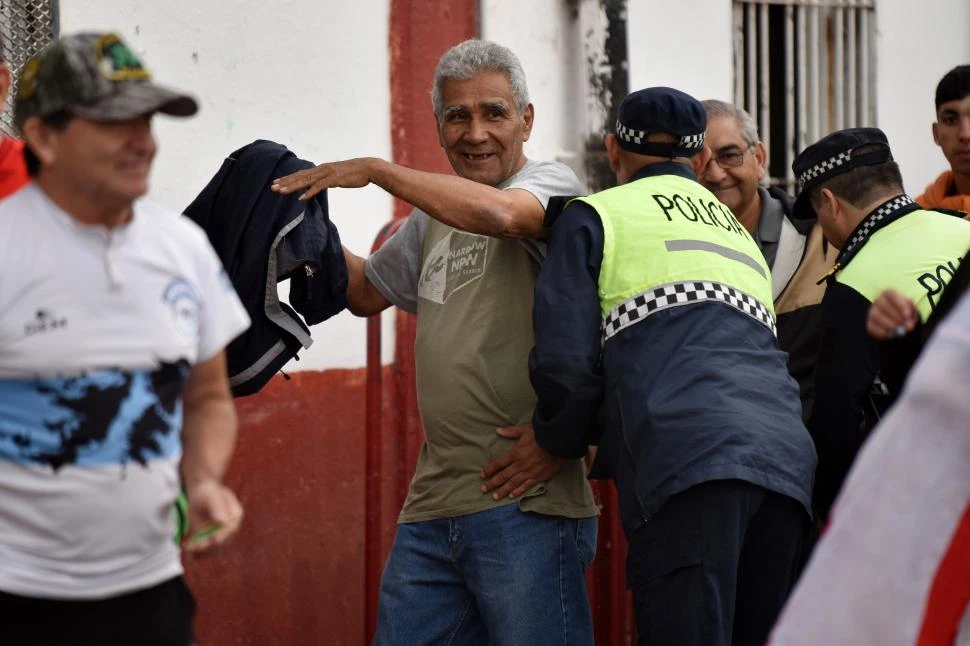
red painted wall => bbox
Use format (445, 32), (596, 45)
(185, 369), (402, 645)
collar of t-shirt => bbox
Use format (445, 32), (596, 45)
(755, 186), (784, 268)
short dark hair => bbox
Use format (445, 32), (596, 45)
(809, 144), (904, 210)
(935, 65), (970, 112)
(23, 111), (74, 177)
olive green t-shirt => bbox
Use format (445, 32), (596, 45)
(365, 160), (598, 523)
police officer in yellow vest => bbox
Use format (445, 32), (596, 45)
(530, 87), (816, 646)
(792, 127), (970, 521)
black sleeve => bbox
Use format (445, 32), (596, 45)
(529, 202), (605, 459)
(808, 281), (879, 518)
(877, 324), (925, 396)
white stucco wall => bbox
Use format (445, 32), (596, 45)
(875, 0), (970, 196)
(59, 0), (394, 371)
(627, 0), (734, 104)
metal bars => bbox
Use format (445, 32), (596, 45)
(733, 0), (876, 191)
(0, 0), (58, 136)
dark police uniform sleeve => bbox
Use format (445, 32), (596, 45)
(809, 281), (879, 518)
(530, 201), (605, 459)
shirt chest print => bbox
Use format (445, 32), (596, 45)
(419, 232), (489, 304)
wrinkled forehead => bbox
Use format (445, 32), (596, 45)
(441, 70), (514, 101)
(441, 97), (513, 116)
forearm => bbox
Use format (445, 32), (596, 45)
(343, 246), (391, 317)
(368, 159), (543, 238)
(181, 391), (237, 494)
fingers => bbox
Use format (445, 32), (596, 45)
(867, 289), (918, 339)
(184, 483), (244, 555)
(270, 169), (314, 193)
(271, 168), (325, 201)
(489, 472), (535, 501)
(481, 450), (514, 480)
(495, 423), (530, 439)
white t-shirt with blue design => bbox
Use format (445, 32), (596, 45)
(0, 183), (250, 600)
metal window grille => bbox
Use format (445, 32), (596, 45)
(0, 0), (58, 136)
(733, 0), (876, 191)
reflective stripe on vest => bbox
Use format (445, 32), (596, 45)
(603, 279), (777, 342)
(575, 172), (775, 339)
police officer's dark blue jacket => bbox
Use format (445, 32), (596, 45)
(530, 161), (816, 537)
(184, 140), (347, 396)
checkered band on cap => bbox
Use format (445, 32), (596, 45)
(797, 151), (851, 191)
(616, 120), (646, 145)
(615, 121), (705, 150)
(602, 280), (776, 343)
(841, 195), (915, 258)
(678, 132), (706, 151)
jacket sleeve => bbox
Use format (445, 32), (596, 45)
(809, 281), (878, 518)
(530, 201), (605, 459)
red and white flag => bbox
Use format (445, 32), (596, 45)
(771, 292), (970, 646)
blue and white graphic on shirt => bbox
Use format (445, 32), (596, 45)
(0, 359), (189, 470)
(164, 279), (202, 340)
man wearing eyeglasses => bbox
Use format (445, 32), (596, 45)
(697, 100), (836, 422)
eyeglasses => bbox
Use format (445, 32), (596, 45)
(705, 144), (756, 171)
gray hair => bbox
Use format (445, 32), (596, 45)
(431, 40), (530, 118)
(701, 99), (761, 146)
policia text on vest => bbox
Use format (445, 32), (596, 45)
(652, 192), (750, 238)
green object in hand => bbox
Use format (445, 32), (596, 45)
(173, 491), (189, 545)
(189, 523), (222, 544)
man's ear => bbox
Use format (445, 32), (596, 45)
(605, 133), (621, 174)
(932, 121), (941, 146)
(521, 103), (534, 141)
(819, 187), (843, 221)
(435, 115), (445, 148)
(753, 140), (767, 181)
(20, 116), (58, 167)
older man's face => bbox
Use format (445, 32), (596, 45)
(699, 115), (766, 217)
(436, 71), (533, 187)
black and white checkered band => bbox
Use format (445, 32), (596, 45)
(602, 281), (776, 343)
(615, 120), (705, 150)
(797, 151), (851, 191)
(677, 132), (706, 151)
(616, 121), (646, 145)
(837, 194), (915, 265)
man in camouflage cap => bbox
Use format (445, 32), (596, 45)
(0, 32), (250, 645)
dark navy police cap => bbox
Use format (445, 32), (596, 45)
(791, 127), (893, 220)
(614, 87), (707, 158)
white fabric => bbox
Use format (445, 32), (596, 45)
(771, 290), (970, 645)
(771, 217), (807, 301)
(0, 184), (250, 599)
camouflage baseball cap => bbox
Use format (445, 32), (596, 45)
(14, 32), (197, 130)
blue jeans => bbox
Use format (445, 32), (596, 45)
(373, 503), (597, 646)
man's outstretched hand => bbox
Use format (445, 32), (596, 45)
(271, 157), (379, 201)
